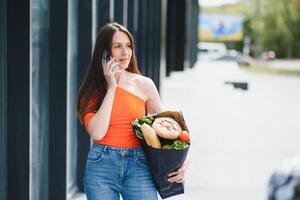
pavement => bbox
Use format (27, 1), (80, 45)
(160, 60), (300, 200)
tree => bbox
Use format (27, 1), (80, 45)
(244, 0), (300, 58)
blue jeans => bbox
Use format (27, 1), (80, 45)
(84, 144), (158, 200)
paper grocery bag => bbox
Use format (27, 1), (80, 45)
(141, 140), (189, 199)
(132, 111), (190, 199)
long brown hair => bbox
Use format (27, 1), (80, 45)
(77, 22), (140, 124)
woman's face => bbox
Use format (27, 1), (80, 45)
(111, 31), (132, 70)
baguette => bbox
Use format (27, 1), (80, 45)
(140, 124), (161, 148)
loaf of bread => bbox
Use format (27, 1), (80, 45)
(140, 123), (161, 148)
(152, 117), (182, 139)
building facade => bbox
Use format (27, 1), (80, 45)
(0, 0), (198, 199)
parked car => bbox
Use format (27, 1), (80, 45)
(198, 42), (227, 60)
(217, 50), (254, 66)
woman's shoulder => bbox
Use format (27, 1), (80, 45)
(130, 73), (152, 84)
(130, 73), (156, 90)
(129, 73), (162, 112)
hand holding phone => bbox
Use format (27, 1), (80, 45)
(102, 50), (120, 72)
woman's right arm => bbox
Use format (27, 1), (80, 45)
(85, 86), (116, 140)
(85, 57), (119, 140)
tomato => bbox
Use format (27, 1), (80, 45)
(178, 130), (190, 142)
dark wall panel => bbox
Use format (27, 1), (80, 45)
(77, 0), (92, 192)
(127, 0), (138, 38)
(147, 0), (154, 78)
(0, 0), (7, 199)
(136, 0), (147, 75)
(49, 0), (68, 199)
(136, 0), (161, 88)
(96, 0), (110, 32)
(166, 0), (186, 76)
(7, 0), (30, 199)
(152, 0), (161, 89)
(114, 0), (124, 25)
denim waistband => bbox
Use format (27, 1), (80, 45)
(91, 143), (144, 157)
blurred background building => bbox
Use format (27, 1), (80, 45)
(0, 0), (198, 200)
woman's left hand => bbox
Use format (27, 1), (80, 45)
(167, 159), (190, 183)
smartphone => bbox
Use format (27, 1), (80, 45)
(102, 49), (120, 72)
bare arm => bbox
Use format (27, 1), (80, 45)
(144, 78), (165, 114)
(85, 87), (116, 140)
(85, 58), (119, 140)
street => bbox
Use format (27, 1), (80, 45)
(161, 60), (300, 200)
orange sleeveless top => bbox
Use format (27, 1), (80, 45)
(83, 86), (146, 148)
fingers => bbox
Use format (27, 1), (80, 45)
(102, 57), (112, 72)
(167, 160), (190, 183)
(107, 63), (119, 75)
(102, 58), (119, 75)
(168, 173), (184, 183)
(102, 57), (113, 73)
(168, 168), (182, 177)
(168, 168), (185, 183)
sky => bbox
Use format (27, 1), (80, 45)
(199, 0), (238, 7)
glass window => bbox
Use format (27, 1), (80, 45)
(31, 1), (50, 200)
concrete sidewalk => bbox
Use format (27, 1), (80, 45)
(160, 60), (300, 200)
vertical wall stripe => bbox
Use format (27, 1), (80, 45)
(76, 0), (93, 193)
(7, 0), (30, 199)
(29, 0), (32, 199)
(48, 0), (67, 199)
(0, 0), (7, 199)
(110, 0), (114, 22)
(123, 0), (128, 26)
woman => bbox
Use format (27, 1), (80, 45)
(77, 22), (189, 200)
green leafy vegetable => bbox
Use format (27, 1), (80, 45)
(137, 116), (155, 126)
(131, 120), (144, 139)
(162, 140), (189, 150)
